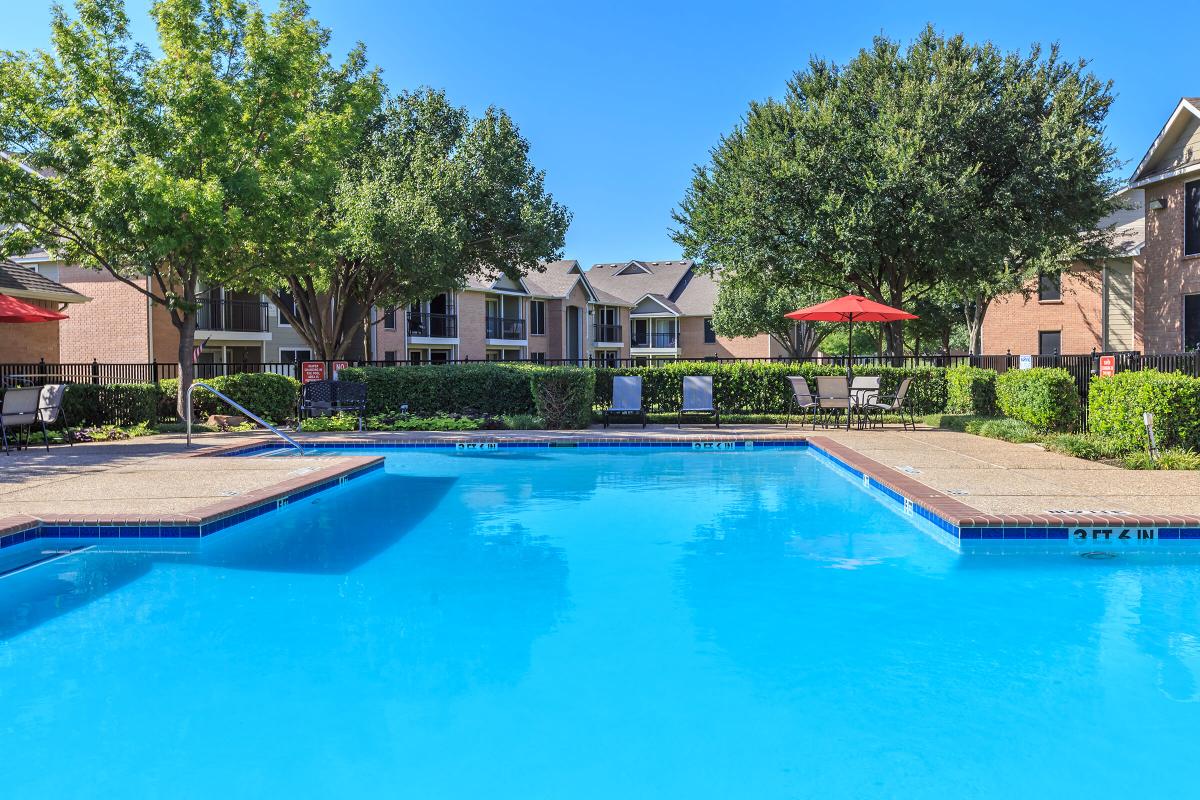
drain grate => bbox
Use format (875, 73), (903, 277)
(1080, 551), (1117, 560)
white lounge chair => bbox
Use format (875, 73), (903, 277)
(1, 387), (41, 454)
(37, 383), (72, 450)
(603, 375), (646, 428)
(678, 375), (719, 427)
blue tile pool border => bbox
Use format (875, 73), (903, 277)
(0, 458), (384, 551)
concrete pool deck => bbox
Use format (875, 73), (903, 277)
(1, 426), (1198, 536)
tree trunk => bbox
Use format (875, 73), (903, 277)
(175, 313), (197, 421)
(962, 294), (990, 356)
(882, 320), (905, 363)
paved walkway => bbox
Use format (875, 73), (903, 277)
(1, 425), (1197, 521)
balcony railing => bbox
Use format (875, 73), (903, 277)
(485, 316), (526, 340)
(593, 323), (623, 343)
(407, 311), (457, 338)
(631, 331), (677, 348)
(196, 299), (269, 332)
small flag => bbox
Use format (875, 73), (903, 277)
(193, 337), (211, 363)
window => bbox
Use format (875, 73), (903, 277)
(276, 291), (297, 326)
(1185, 294), (1200, 351)
(383, 350), (397, 363)
(279, 348), (311, 364)
(703, 317), (716, 344)
(1038, 273), (1061, 302)
(530, 300), (546, 335)
(529, 352), (546, 363)
(1186, 180), (1200, 256)
(383, 307), (396, 330)
(1038, 331), (1061, 356)
(430, 350), (450, 364)
(409, 351), (423, 364)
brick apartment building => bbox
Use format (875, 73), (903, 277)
(983, 97), (1200, 355)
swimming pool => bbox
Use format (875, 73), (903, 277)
(2, 445), (1198, 798)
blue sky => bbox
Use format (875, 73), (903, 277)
(3, 0), (1194, 266)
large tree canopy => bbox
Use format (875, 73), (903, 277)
(710, 274), (830, 358)
(0, 0), (380, 411)
(256, 88), (571, 359)
(673, 25), (1120, 356)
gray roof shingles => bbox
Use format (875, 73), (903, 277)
(0, 260), (88, 302)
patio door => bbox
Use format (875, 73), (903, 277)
(566, 306), (581, 362)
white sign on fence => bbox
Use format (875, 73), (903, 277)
(1018, 354), (1033, 370)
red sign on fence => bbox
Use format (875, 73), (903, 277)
(331, 360), (349, 378)
(1099, 355), (1116, 378)
(300, 361), (326, 383)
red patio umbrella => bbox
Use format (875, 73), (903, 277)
(785, 294), (918, 428)
(0, 293), (68, 323)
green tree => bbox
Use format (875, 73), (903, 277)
(709, 272), (830, 357)
(254, 88), (571, 360)
(673, 25), (1119, 357)
(0, 0), (381, 413)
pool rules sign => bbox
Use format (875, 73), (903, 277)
(1099, 355), (1116, 377)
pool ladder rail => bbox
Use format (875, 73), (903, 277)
(185, 381), (305, 455)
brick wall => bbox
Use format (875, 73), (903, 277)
(56, 268), (162, 362)
(678, 315), (774, 358)
(1143, 175), (1200, 351)
(541, 298), (562, 359)
(0, 300), (61, 362)
(456, 291), (487, 360)
(981, 270), (1104, 355)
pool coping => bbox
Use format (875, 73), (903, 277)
(208, 433), (1200, 547)
(0, 455), (384, 549)
(4, 431), (1198, 553)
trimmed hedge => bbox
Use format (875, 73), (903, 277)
(160, 372), (301, 424)
(530, 368), (595, 429)
(995, 367), (1080, 431)
(592, 361), (948, 415)
(64, 383), (160, 427)
(945, 366), (997, 416)
(338, 364), (538, 417)
(1089, 370), (1200, 451)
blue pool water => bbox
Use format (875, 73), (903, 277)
(2, 446), (1199, 798)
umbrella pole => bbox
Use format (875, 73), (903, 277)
(846, 315), (853, 430)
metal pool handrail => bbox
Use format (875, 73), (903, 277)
(185, 380), (304, 454)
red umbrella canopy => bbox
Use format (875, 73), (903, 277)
(785, 294), (918, 323)
(0, 294), (69, 323)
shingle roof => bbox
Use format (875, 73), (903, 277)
(0, 260), (88, 303)
(586, 259), (719, 317)
(521, 260), (585, 298)
(585, 260), (694, 303)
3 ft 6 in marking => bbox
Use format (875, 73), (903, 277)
(1072, 528), (1156, 542)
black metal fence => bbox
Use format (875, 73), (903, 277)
(4, 353), (1200, 430)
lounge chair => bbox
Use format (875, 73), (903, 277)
(1, 387), (40, 454)
(36, 383), (72, 450)
(815, 376), (851, 429)
(784, 376), (821, 429)
(863, 377), (916, 430)
(604, 375), (646, 428)
(678, 375), (719, 428)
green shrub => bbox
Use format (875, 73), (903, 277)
(994, 367), (1079, 431)
(1122, 448), (1200, 470)
(338, 364), (538, 417)
(922, 413), (1039, 443)
(62, 383), (160, 427)
(592, 361), (947, 415)
(1088, 370), (1200, 452)
(502, 413), (544, 430)
(299, 413), (486, 432)
(1041, 433), (1127, 461)
(945, 366), (997, 416)
(530, 367), (595, 429)
(160, 372), (300, 424)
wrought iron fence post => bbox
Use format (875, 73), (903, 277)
(91, 358), (100, 385)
